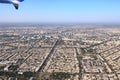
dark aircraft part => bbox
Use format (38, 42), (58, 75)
(13, 3), (19, 10)
(0, 0), (11, 4)
(18, 0), (24, 2)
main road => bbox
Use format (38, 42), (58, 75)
(37, 37), (61, 72)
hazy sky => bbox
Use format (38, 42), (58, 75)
(0, 0), (120, 23)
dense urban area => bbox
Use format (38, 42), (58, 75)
(0, 24), (120, 80)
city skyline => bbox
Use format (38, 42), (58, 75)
(0, 24), (120, 80)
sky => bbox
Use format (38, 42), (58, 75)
(0, 0), (120, 23)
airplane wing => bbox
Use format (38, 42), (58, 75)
(0, 0), (24, 10)
(0, 0), (11, 4)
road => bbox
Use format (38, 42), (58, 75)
(75, 47), (84, 80)
(37, 38), (61, 72)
